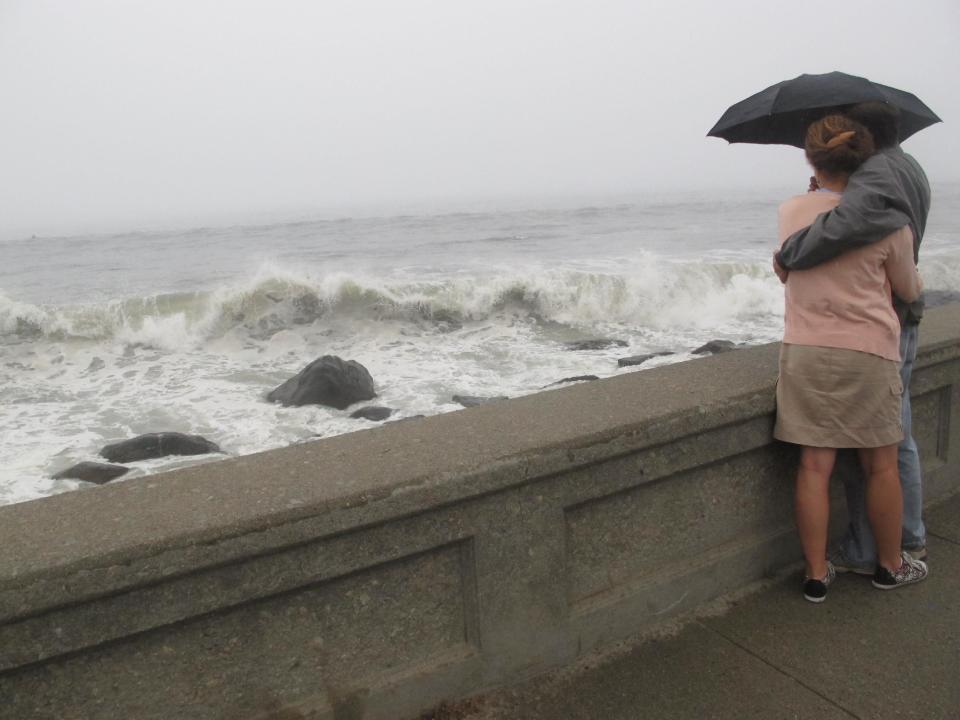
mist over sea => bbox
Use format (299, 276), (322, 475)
(3, 187), (959, 506)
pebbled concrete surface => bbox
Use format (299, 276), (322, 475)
(927, 495), (960, 543)
(452, 493), (960, 720)
(454, 621), (852, 720)
(703, 536), (960, 719)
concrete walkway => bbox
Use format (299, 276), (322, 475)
(446, 492), (960, 720)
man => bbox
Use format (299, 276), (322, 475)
(775, 101), (931, 575)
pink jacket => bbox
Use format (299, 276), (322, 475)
(778, 191), (922, 362)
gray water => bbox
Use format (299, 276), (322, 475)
(2, 186), (959, 505)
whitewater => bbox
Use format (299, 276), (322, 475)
(3, 187), (959, 505)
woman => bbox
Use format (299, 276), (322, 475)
(774, 114), (927, 603)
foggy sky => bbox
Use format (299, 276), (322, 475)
(1, 0), (958, 239)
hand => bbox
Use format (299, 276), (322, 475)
(772, 253), (788, 284)
(808, 175), (819, 192)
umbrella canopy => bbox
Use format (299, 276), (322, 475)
(707, 71), (941, 147)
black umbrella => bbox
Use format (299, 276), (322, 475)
(707, 71), (941, 147)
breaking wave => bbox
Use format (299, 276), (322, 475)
(5, 245), (958, 349)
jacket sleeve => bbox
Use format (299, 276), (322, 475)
(884, 228), (923, 304)
(776, 154), (912, 271)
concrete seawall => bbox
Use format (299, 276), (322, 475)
(2, 304), (958, 720)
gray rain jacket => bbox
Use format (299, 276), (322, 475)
(775, 146), (931, 325)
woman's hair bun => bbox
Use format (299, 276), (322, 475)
(805, 115), (875, 175)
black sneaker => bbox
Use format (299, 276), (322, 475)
(872, 551), (928, 590)
(803, 562), (836, 603)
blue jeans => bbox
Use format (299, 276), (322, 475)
(839, 323), (927, 569)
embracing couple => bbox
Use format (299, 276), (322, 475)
(772, 101), (930, 603)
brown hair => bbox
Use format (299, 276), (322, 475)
(804, 114), (875, 176)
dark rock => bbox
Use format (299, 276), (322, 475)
(545, 375), (599, 387)
(564, 339), (628, 351)
(618, 355), (652, 367)
(267, 355), (376, 409)
(924, 290), (960, 308)
(350, 406), (395, 422)
(100, 432), (222, 463)
(452, 395), (508, 408)
(692, 340), (738, 355)
(617, 352), (675, 368)
(85, 357), (106, 373)
(53, 461), (129, 484)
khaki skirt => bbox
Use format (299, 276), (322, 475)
(774, 343), (903, 448)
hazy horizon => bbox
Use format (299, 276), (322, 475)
(2, 181), (811, 243)
(2, 0), (958, 240)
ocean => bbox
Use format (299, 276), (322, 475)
(3, 186), (959, 506)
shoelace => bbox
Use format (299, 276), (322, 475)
(893, 553), (923, 578)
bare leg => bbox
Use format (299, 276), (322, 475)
(796, 446), (836, 579)
(858, 445), (903, 571)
